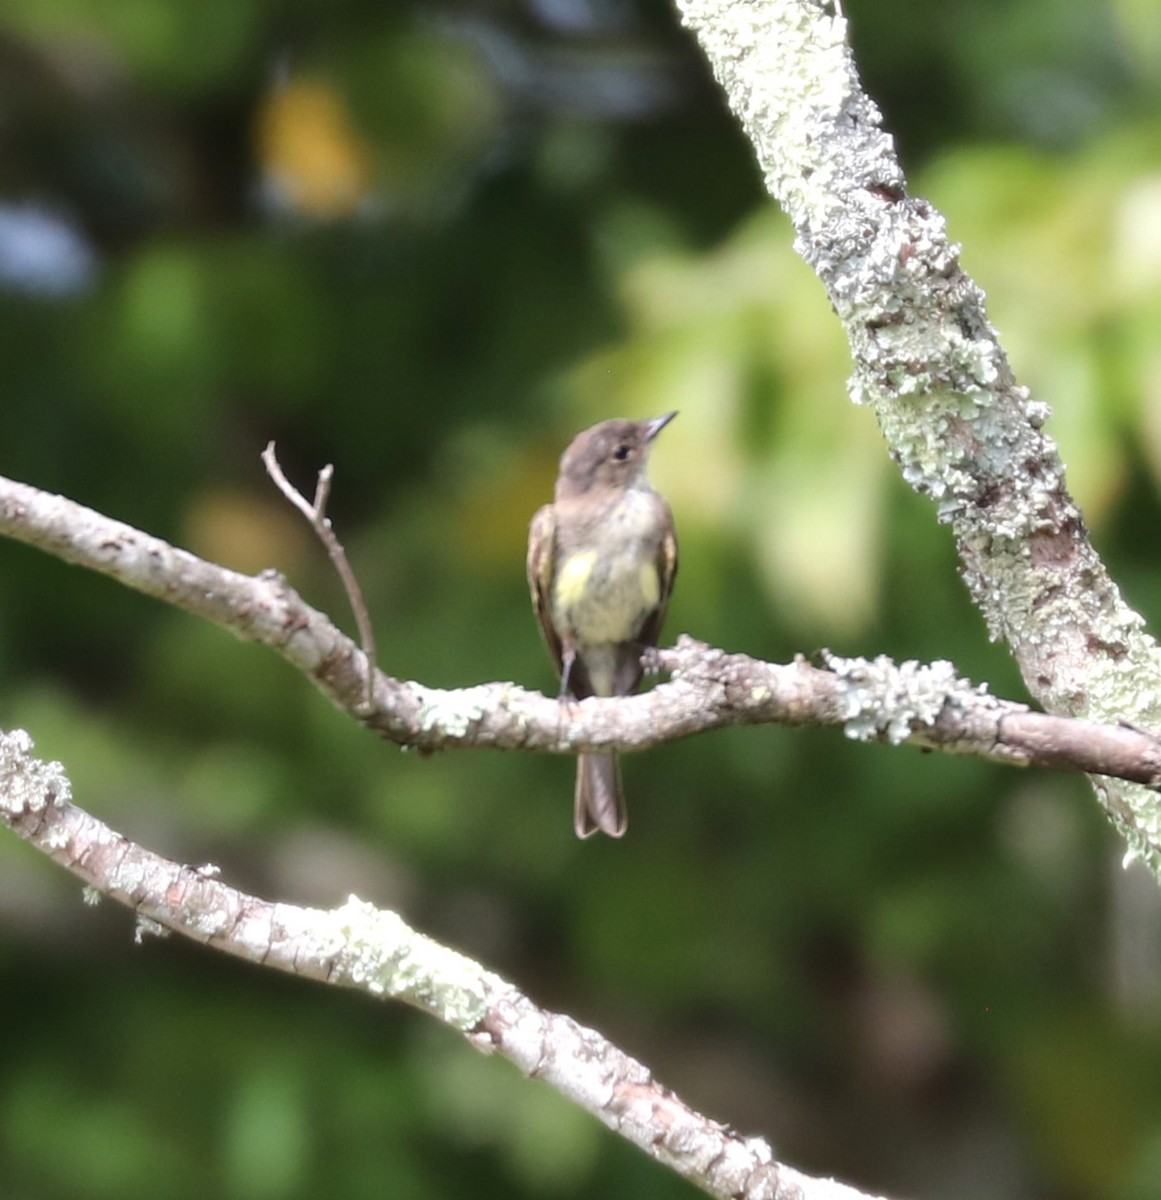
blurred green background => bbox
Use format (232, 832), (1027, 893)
(1, 0), (1160, 1197)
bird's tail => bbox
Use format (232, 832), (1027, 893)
(574, 753), (627, 838)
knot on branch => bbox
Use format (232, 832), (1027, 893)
(658, 634), (737, 709)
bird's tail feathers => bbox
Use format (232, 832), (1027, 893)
(574, 753), (626, 838)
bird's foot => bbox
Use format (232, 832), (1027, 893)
(640, 644), (665, 678)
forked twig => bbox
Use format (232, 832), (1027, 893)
(262, 442), (377, 709)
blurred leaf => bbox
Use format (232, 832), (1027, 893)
(223, 1063), (312, 1199)
(417, 1030), (602, 1191)
(256, 75), (375, 220)
(0, 0), (263, 97)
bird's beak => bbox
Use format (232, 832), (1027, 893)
(644, 411), (678, 441)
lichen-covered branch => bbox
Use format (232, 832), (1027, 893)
(675, 0), (1161, 872)
(0, 727), (891, 1200)
(3, 473), (1160, 793)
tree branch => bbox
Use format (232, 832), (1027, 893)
(3, 472), (1161, 797)
(1, 4), (1145, 1197)
(0, 727), (891, 1200)
(675, 0), (1161, 872)
(261, 441), (378, 710)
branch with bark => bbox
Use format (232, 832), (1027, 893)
(675, 0), (1161, 873)
(0, 727), (887, 1200)
(1, 1), (1157, 1199)
(3, 472), (1160, 792)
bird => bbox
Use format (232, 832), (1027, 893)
(527, 414), (678, 837)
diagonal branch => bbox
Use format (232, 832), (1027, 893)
(3, 472), (1161, 797)
(675, 0), (1161, 873)
(0, 727), (892, 1200)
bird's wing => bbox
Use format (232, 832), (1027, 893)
(638, 496), (678, 652)
(526, 503), (563, 675)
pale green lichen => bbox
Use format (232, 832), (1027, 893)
(45, 824), (71, 850)
(0, 729), (71, 817)
(679, 0), (1161, 878)
(676, 0), (899, 231)
(134, 916), (168, 944)
(414, 684), (495, 738)
(330, 895), (489, 1030)
(827, 653), (991, 745)
(109, 855), (152, 899)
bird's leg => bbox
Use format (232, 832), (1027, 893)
(555, 641), (583, 751)
(559, 640), (578, 700)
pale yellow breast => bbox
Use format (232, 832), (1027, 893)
(551, 489), (662, 646)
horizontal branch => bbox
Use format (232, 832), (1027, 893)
(0, 727), (891, 1200)
(3, 473), (1161, 791)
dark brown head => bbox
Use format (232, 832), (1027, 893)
(554, 413), (676, 500)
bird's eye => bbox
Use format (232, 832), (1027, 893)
(613, 444), (631, 461)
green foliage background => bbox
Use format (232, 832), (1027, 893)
(1, 1), (1160, 1197)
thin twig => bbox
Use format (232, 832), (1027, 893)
(262, 442), (377, 710)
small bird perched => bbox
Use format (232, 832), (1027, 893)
(527, 414), (678, 837)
